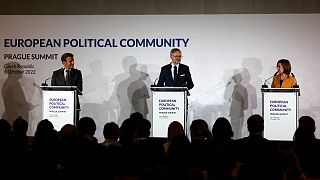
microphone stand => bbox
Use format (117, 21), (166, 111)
(151, 78), (159, 87)
(262, 72), (278, 88)
(41, 77), (52, 86)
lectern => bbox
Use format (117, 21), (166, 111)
(261, 88), (300, 141)
(41, 86), (82, 130)
(151, 87), (188, 137)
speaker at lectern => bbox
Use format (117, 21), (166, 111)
(41, 86), (82, 131)
(151, 86), (188, 137)
(261, 87), (300, 141)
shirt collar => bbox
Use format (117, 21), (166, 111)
(171, 63), (179, 68)
(64, 68), (72, 71)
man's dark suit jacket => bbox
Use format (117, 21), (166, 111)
(235, 134), (275, 164)
(51, 68), (83, 109)
(157, 63), (194, 91)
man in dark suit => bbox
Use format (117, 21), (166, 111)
(51, 52), (83, 123)
(157, 48), (194, 92)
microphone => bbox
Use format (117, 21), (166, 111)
(262, 72), (277, 88)
(41, 77), (52, 86)
(151, 78), (159, 87)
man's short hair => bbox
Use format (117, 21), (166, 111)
(61, 53), (74, 63)
(170, 48), (181, 55)
(77, 117), (96, 136)
(247, 114), (264, 133)
(298, 115), (316, 132)
(103, 122), (120, 140)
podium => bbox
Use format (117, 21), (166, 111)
(41, 86), (82, 131)
(261, 88), (300, 141)
(151, 87), (188, 137)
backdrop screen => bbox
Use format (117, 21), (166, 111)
(1, 15), (319, 141)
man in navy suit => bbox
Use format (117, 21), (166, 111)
(157, 48), (194, 92)
(51, 53), (83, 123)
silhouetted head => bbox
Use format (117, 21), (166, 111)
(167, 121), (184, 142)
(137, 118), (151, 139)
(247, 114), (264, 134)
(190, 119), (212, 141)
(298, 115), (315, 133)
(130, 112), (144, 120)
(35, 119), (55, 138)
(212, 117), (234, 139)
(13, 117), (28, 135)
(103, 122), (120, 141)
(293, 126), (315, 144)
(0, 119), (11, 136)
(129, 112), (151, 139)
(77, 117), (96, 137)
(60, 124), (78, 139)
(119, 118), (139, 145)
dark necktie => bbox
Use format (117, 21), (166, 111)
(173, 65), (177, 84)
(66, 69), (70, 85)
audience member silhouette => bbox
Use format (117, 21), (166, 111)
(130, 113), (166, 179)
(2, 113), (320, 180)
(133, 112), (151, 140)
(73, 117), (105, 179)
(101, 122), (120, 147)
(293, 125), (320, 178)
(0, 119), (11, 151)
(189, 119), (212, 175)
(163, 121), (185, 154)
(100, 122), (122, 180)
(190, 119), (212, 142)
(298, 115), (316, 134)
(293, 115), (320, 178)
(56, 124), (78, 179)
(7, 117), (30, 179)
(114, 113), (144, 178)
(208, 117), (236, 180)
(167, 135), (204, 180)
(118, 117), (139, 146)
(235, 114), (275, 164)
(30, 119), (58, 180)
(0, 119), (11, 178)
(0, 118), (11, 136)
(211, 117), (234, 140)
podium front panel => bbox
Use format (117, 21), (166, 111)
(263, 91), (298, 141)
(152, 91), (186, 137)
(42, 90), (75, 131)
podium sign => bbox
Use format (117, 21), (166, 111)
(262, 88), (299, 141)
(151, 87), (187, 137)
(41, 86), (79, 131)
